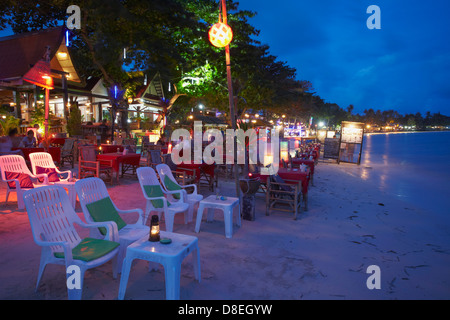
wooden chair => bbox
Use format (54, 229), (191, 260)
(78, 146), (114, 185)
(265, 175), (302, 220)
(146, 149), (163, 169)
(60, 138), (75, 168)
(122, 138), (137, 153)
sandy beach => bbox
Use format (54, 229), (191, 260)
(0, 160), (449, 300)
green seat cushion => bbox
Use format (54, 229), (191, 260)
(164, 175), (182, 200)
(143, 185), (170, 208)
(86, 197), (127, 235)
(54, 237), (119, 262)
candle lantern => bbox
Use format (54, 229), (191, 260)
(208, 22), (233, 48)
(149, 215), (160, 242)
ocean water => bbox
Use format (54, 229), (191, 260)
(354, 131), (450, 216)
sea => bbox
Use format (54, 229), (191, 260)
(355, 131), (450, 217)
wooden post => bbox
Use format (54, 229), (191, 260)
(13, 91), (21, 119)
(222, 0), (240, 198)
(62, 74), (69, 121)
(44, 88), (50, 137)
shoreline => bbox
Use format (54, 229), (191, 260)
(0, 161), (449, 299)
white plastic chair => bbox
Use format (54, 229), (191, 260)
(156, 163), (203, 223)
(29, 152), (73, 181)
(75, 177), (149, 275)
(136, 167), (189, 232)
(0, 155), (49, 209)
(23, 185), (120, 300)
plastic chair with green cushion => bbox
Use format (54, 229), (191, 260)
(23, 185), (120, 300)
(137, 167), (189, 232)
(156, 164), (203, 224)
(75, 177), (149, 276)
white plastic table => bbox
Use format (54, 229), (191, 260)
(195, 195), (241, 238)
(55, 180), (77, 208)
(118, 231), (201, 300)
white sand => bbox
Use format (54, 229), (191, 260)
(0, 161), (449, 300)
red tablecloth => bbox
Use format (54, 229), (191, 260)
(101, 144), (124, 154)
(14, 147), (61, 163)
(251, 168), (310, 195)
(14, 147), (44, 161)
(97, 153), (141, 172)
(50, 138), (66, 146)
(291, 158), (315, 175)
(48, 147), (61, 163)
(177, 162), (215, 183)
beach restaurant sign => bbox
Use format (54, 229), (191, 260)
(338, 121), (365, 165)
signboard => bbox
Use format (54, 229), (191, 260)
(338, 121), (365, 165)
(323, 138), (340, 159)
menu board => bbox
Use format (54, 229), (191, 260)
(341, 121), (364, 143)
(323, 138), (340, 159)
(339, 121), (365, 165)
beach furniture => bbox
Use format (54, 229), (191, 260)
(78, 145), (114, 184)
(118, 231), (201, 300)
(29, 152), (73, 181)
(146, 148), (163, 169)
(60, 138), (75, 168)
(156, 163), (203, 223)
(29, 152), (78, 208)
(265, 174), (303, 220)
(137, 167), (189, 231)
(0, 154), (49, 209)
(23, 185), (120, 300)
(194, 195), (241, 238)
(75, 177), (149, 277)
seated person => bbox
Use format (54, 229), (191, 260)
(19, 130), (37, 148)
(0, 128), (23, 156)
(33, 124), (42, 142)
(156, 134), (167, 147)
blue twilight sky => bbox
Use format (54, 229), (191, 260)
(1, 1), (449, 116)
(238, 0), (450, 115)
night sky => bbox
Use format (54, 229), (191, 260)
(238, 0), (450, 116)
(1, 1), (449, 115)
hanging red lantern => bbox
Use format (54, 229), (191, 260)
(208, 22), (233, 48)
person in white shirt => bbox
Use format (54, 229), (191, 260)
(19, 130), (37, 148)
(0, 128), (23, 156)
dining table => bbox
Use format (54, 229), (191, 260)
(290, 158), (315, 185)
(97, 152), (141, 182)
(251, 167), (310, 196)
(14, 147), (61, 164)
(101, 144), (124, 154)
(176, 161), (216, 190)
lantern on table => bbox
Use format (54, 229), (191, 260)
(149, 215), (160, 242)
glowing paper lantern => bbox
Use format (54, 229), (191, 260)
(208, 22), (233, 48)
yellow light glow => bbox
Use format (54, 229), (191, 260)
(255, 114), (259, 118)
(57, 52), (68, 58)
(282, 114), (286, 118)
(208, 22), (233, 48)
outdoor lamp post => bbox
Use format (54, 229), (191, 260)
(23, 46), (54, 137)
(209, 0), (239, 198)
(149, 215), (160, 242)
